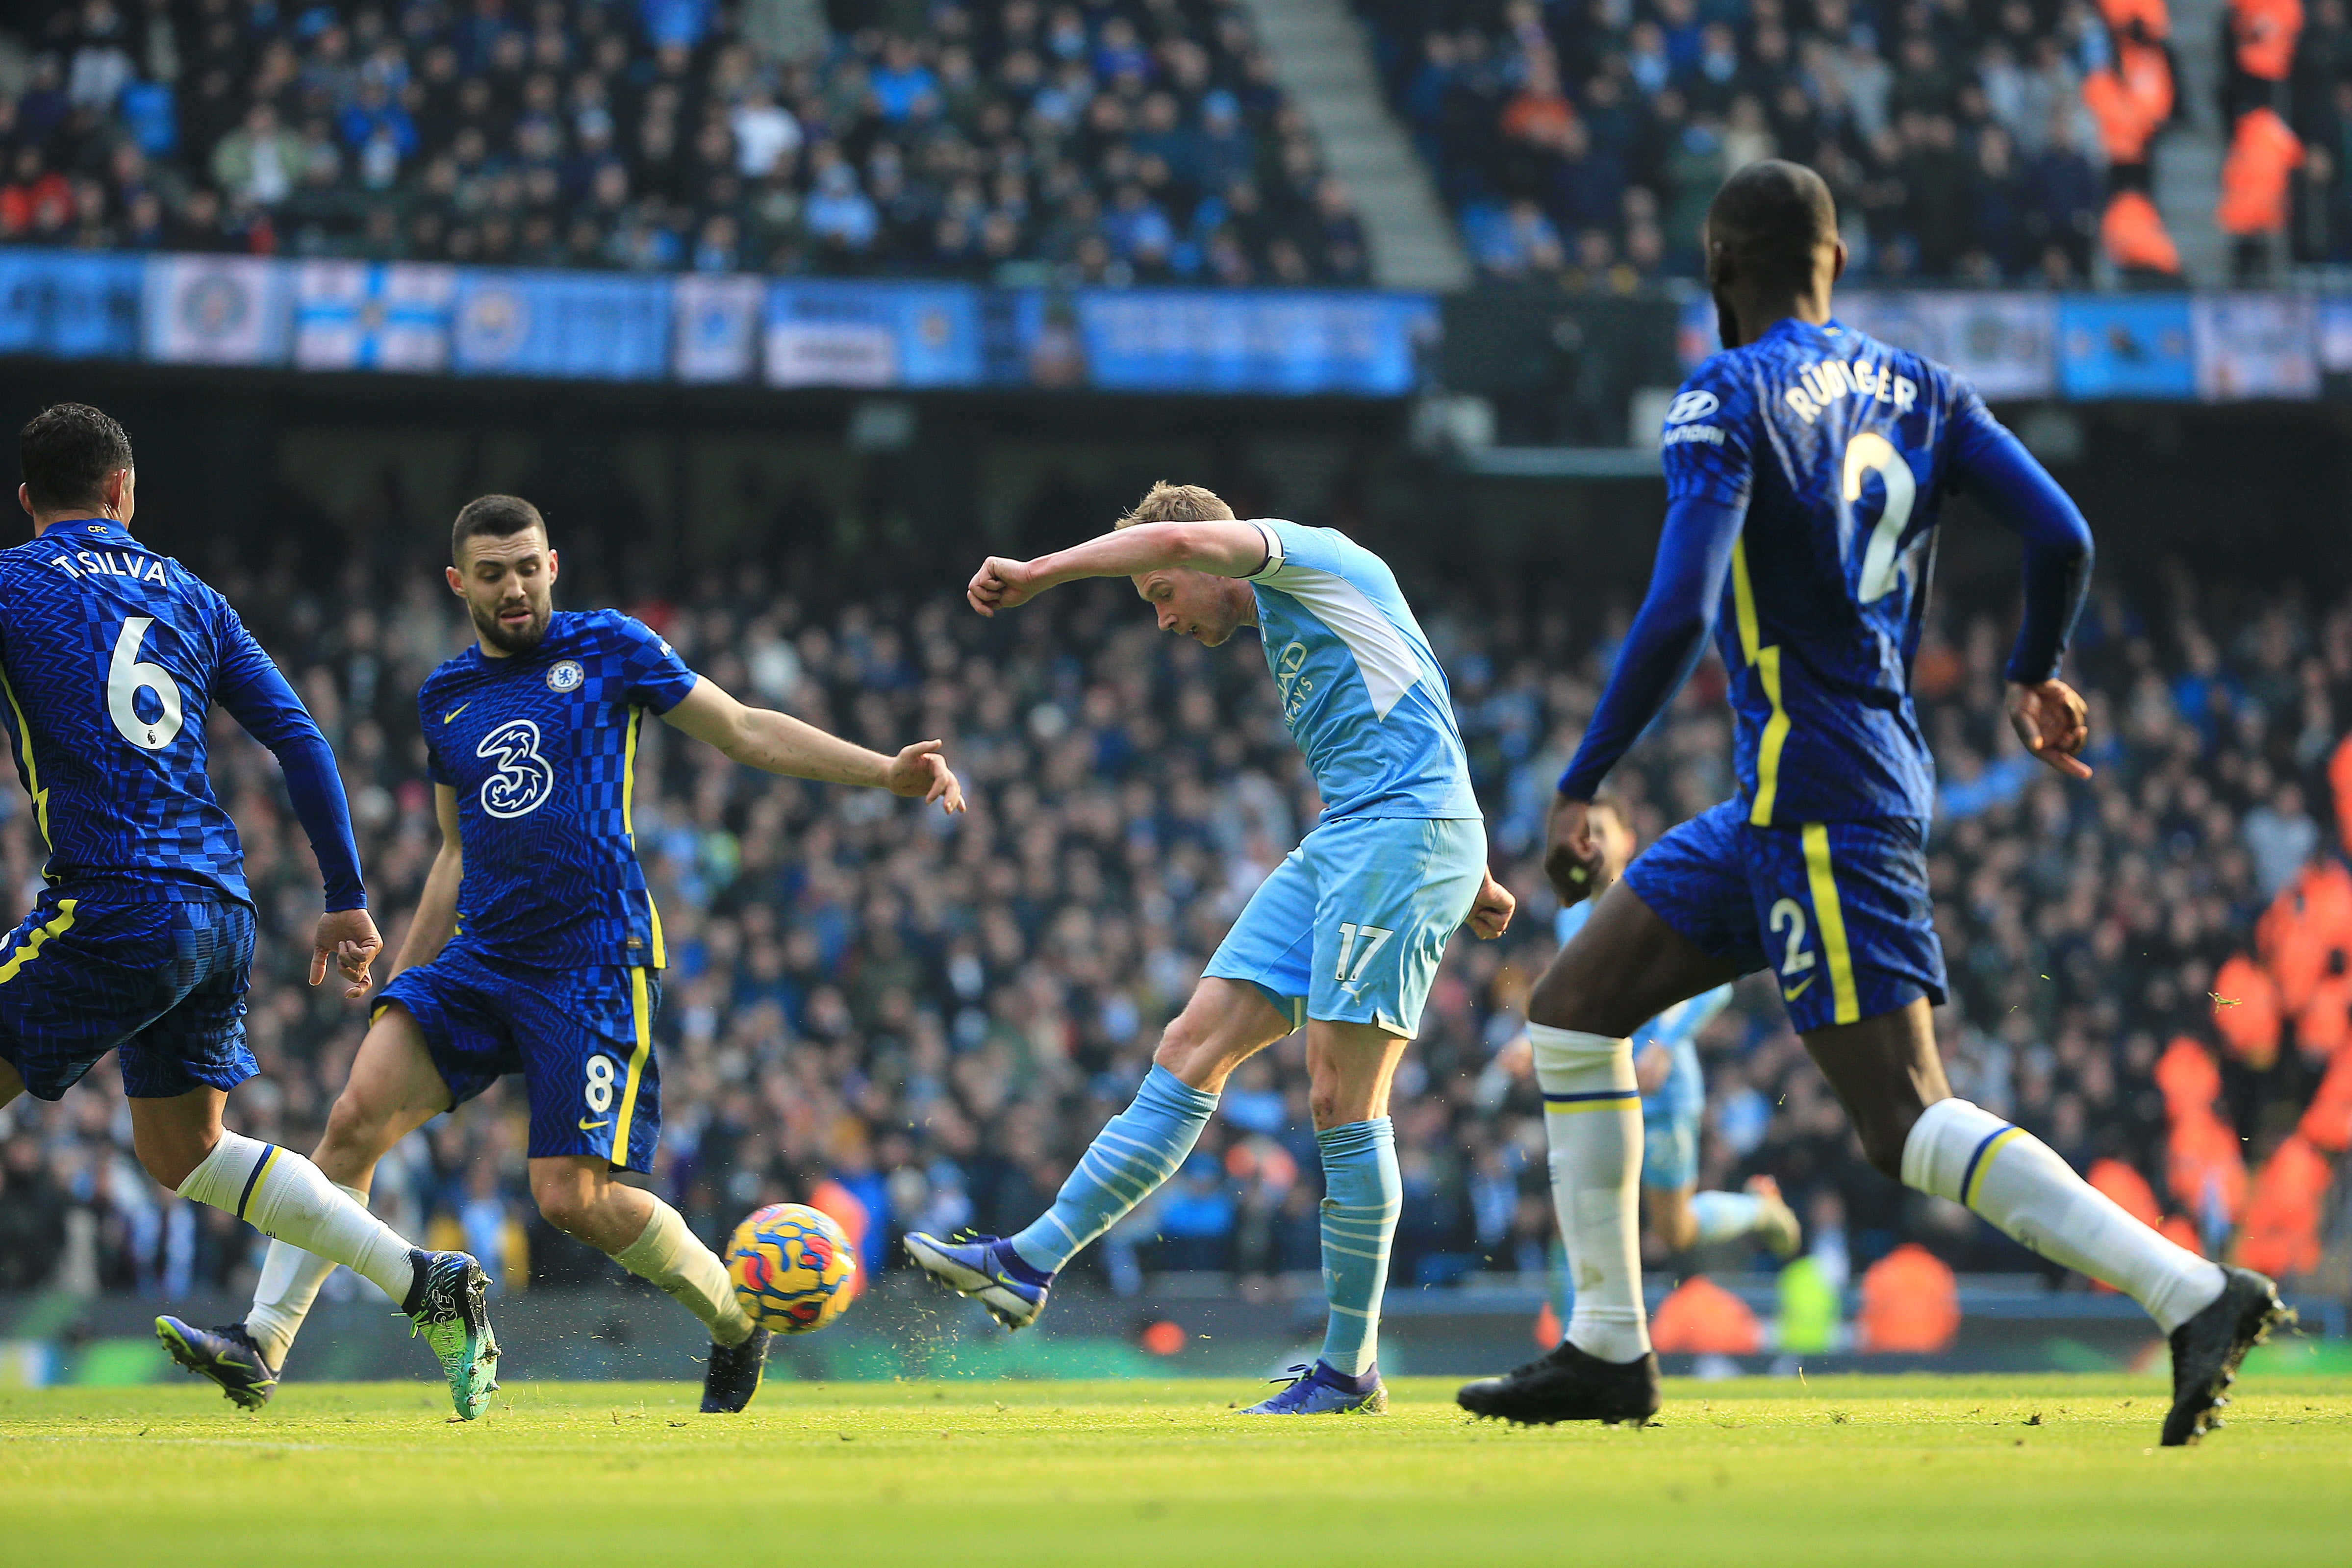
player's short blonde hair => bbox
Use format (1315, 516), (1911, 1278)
(1115, 481), (1235, 528)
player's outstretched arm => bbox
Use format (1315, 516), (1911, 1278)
(214, 613), (380, 997)
(1547, 492), (1745, 898)
(1952, 407), (2096, 780)
(967, 519), (1271, 614)
(660, 678), (966, 812)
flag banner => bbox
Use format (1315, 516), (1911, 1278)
(2191, 294), (2319, 400)
(764, 280), (983, 388)
(1838, 291), (2059, 401)
(141, 254), (290, 365)
(0, 251), (142, 360)
(2054, 296), (2195, 400)
(451, 268), (670, 380)
(293, 260), (457, 373)
(1070, 288), (1436, 395)
(673, 273), (763, 383)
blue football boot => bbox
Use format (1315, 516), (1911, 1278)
(402, 1249), (500, 1420)
(902, 1233), (1051, 1328)
(1241, 1361), (1389, 1415)
(155, 1317), (279, 1410)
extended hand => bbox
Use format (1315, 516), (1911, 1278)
(1543, 793), (1605, 904)
(968, 556), (1046, 616)
(310, 908), (383, 1000)
(1467, 869), (1516, 938)
(886, 739), (967, 813)
(2007, 679), (2092, 780)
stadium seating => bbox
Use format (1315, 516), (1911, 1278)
(0, 0), (1368, 286)
(1, 527), (2345, 1304)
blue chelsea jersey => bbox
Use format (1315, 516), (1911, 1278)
(1240, 520), (1480, 823)
(1663, 317), (1995, 825)
(422, 608), (699, 970)
(0, 518), (339, 907)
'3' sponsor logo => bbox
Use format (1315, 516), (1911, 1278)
(476, 718), (556, 818)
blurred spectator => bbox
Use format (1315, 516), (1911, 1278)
(0, 0), (1364, 285)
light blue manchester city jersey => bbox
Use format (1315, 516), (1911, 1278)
(1240, 519), (1480, 823)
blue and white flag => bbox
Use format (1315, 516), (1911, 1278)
(293, 261), (456, 372)
(672, 273), (762, 382)
(142, 254), (290, 365)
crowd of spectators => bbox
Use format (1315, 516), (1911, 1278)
(0, 0), (1368, 287)
(1357, 0), (2130, 286)
(0, 503), (2343, 1306)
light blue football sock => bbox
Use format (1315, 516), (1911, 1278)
(1689, 1190), (1768, 1245)
(1315, 1117), (1400, 1379)
(1009, 1065), (1218, 1274)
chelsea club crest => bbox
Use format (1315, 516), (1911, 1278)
(546, 659), (585, 693)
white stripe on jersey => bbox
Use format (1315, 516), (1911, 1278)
(1245, 523), (1424, 721)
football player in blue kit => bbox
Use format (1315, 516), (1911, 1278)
(906, 482), (1516, 1415)
(1546, 796), (1797, 1264)
(0, 405), (497, 1421)
(1457, 163), (2286, 1445)
(163, 494), (964, 1416)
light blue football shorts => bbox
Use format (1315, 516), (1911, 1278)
(1204, 815), (1487, 1038)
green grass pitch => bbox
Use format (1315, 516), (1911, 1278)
(6, 1375), (2350, 1566)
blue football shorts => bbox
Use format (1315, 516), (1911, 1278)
(0, 892), (256, 1101)
(1639, 1036), (1704, 1192)
(378, 942), (662, 1173)
(1204, 815), (1487, 1038)
(1622, 799), (1946, 1035)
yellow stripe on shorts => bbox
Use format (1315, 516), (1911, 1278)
(608, 968), (654, 1164)
(0, 899), (77, 986)
(1799, 825), (1860, 1025)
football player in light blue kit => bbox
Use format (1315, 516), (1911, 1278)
(907, 482), (1515, 1414)
(1547, 795), (1796, 1262)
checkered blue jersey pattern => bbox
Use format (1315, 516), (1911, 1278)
(1239, 519), (1480, 823)
(421, 609), (698, 970)
(1660, 317), (1996, 825)
(0, 518), (360, 909)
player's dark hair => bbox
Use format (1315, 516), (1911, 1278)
(1706, 159), (1839, 297)
(1587, 790), (1630, 828)
(452, 493), (547, 563)
(19, 403), (134, 514)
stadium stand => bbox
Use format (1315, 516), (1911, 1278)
(0, 505), (2344, 1308)
(1354, 0), (2175, 284)
(0, 0), (1370, 285)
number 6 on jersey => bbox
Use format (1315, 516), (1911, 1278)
(107, 616), (183, 751)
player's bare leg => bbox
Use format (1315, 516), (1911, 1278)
(1802, 998), (2283, 1445)
(1461, 881), (1739, 1424)
(906, 978), (1292, 1327)
(1658, 1177), (1801, 1258)
(1243, 1019), (1409, 1416)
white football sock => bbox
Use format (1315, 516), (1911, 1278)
(245, 1181), (368, 1365)
(1902, 1098), (2225, 1333)
(177, 1134), (417, 1307)
(1688, 1190), (1767, 1245)
(1531, 1025), (1650, 1362)
(613, 1198), (755, 1346)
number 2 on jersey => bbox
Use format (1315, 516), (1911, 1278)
(106, 616), (183, 751)
(1845, 433), (1918, 605)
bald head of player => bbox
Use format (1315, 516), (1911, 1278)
(447, 493), (559, 657)
(1704, 159), (1847, 352)
(17, 402), (136, 533)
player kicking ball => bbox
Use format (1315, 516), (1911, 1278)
(161, 494), (964, 1415)
(0, 405), (496, 1420)
(906, 483), (1514, 1415)
(1456, 162), (2286, 1445)
(1523, 795), (1798, 1265)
